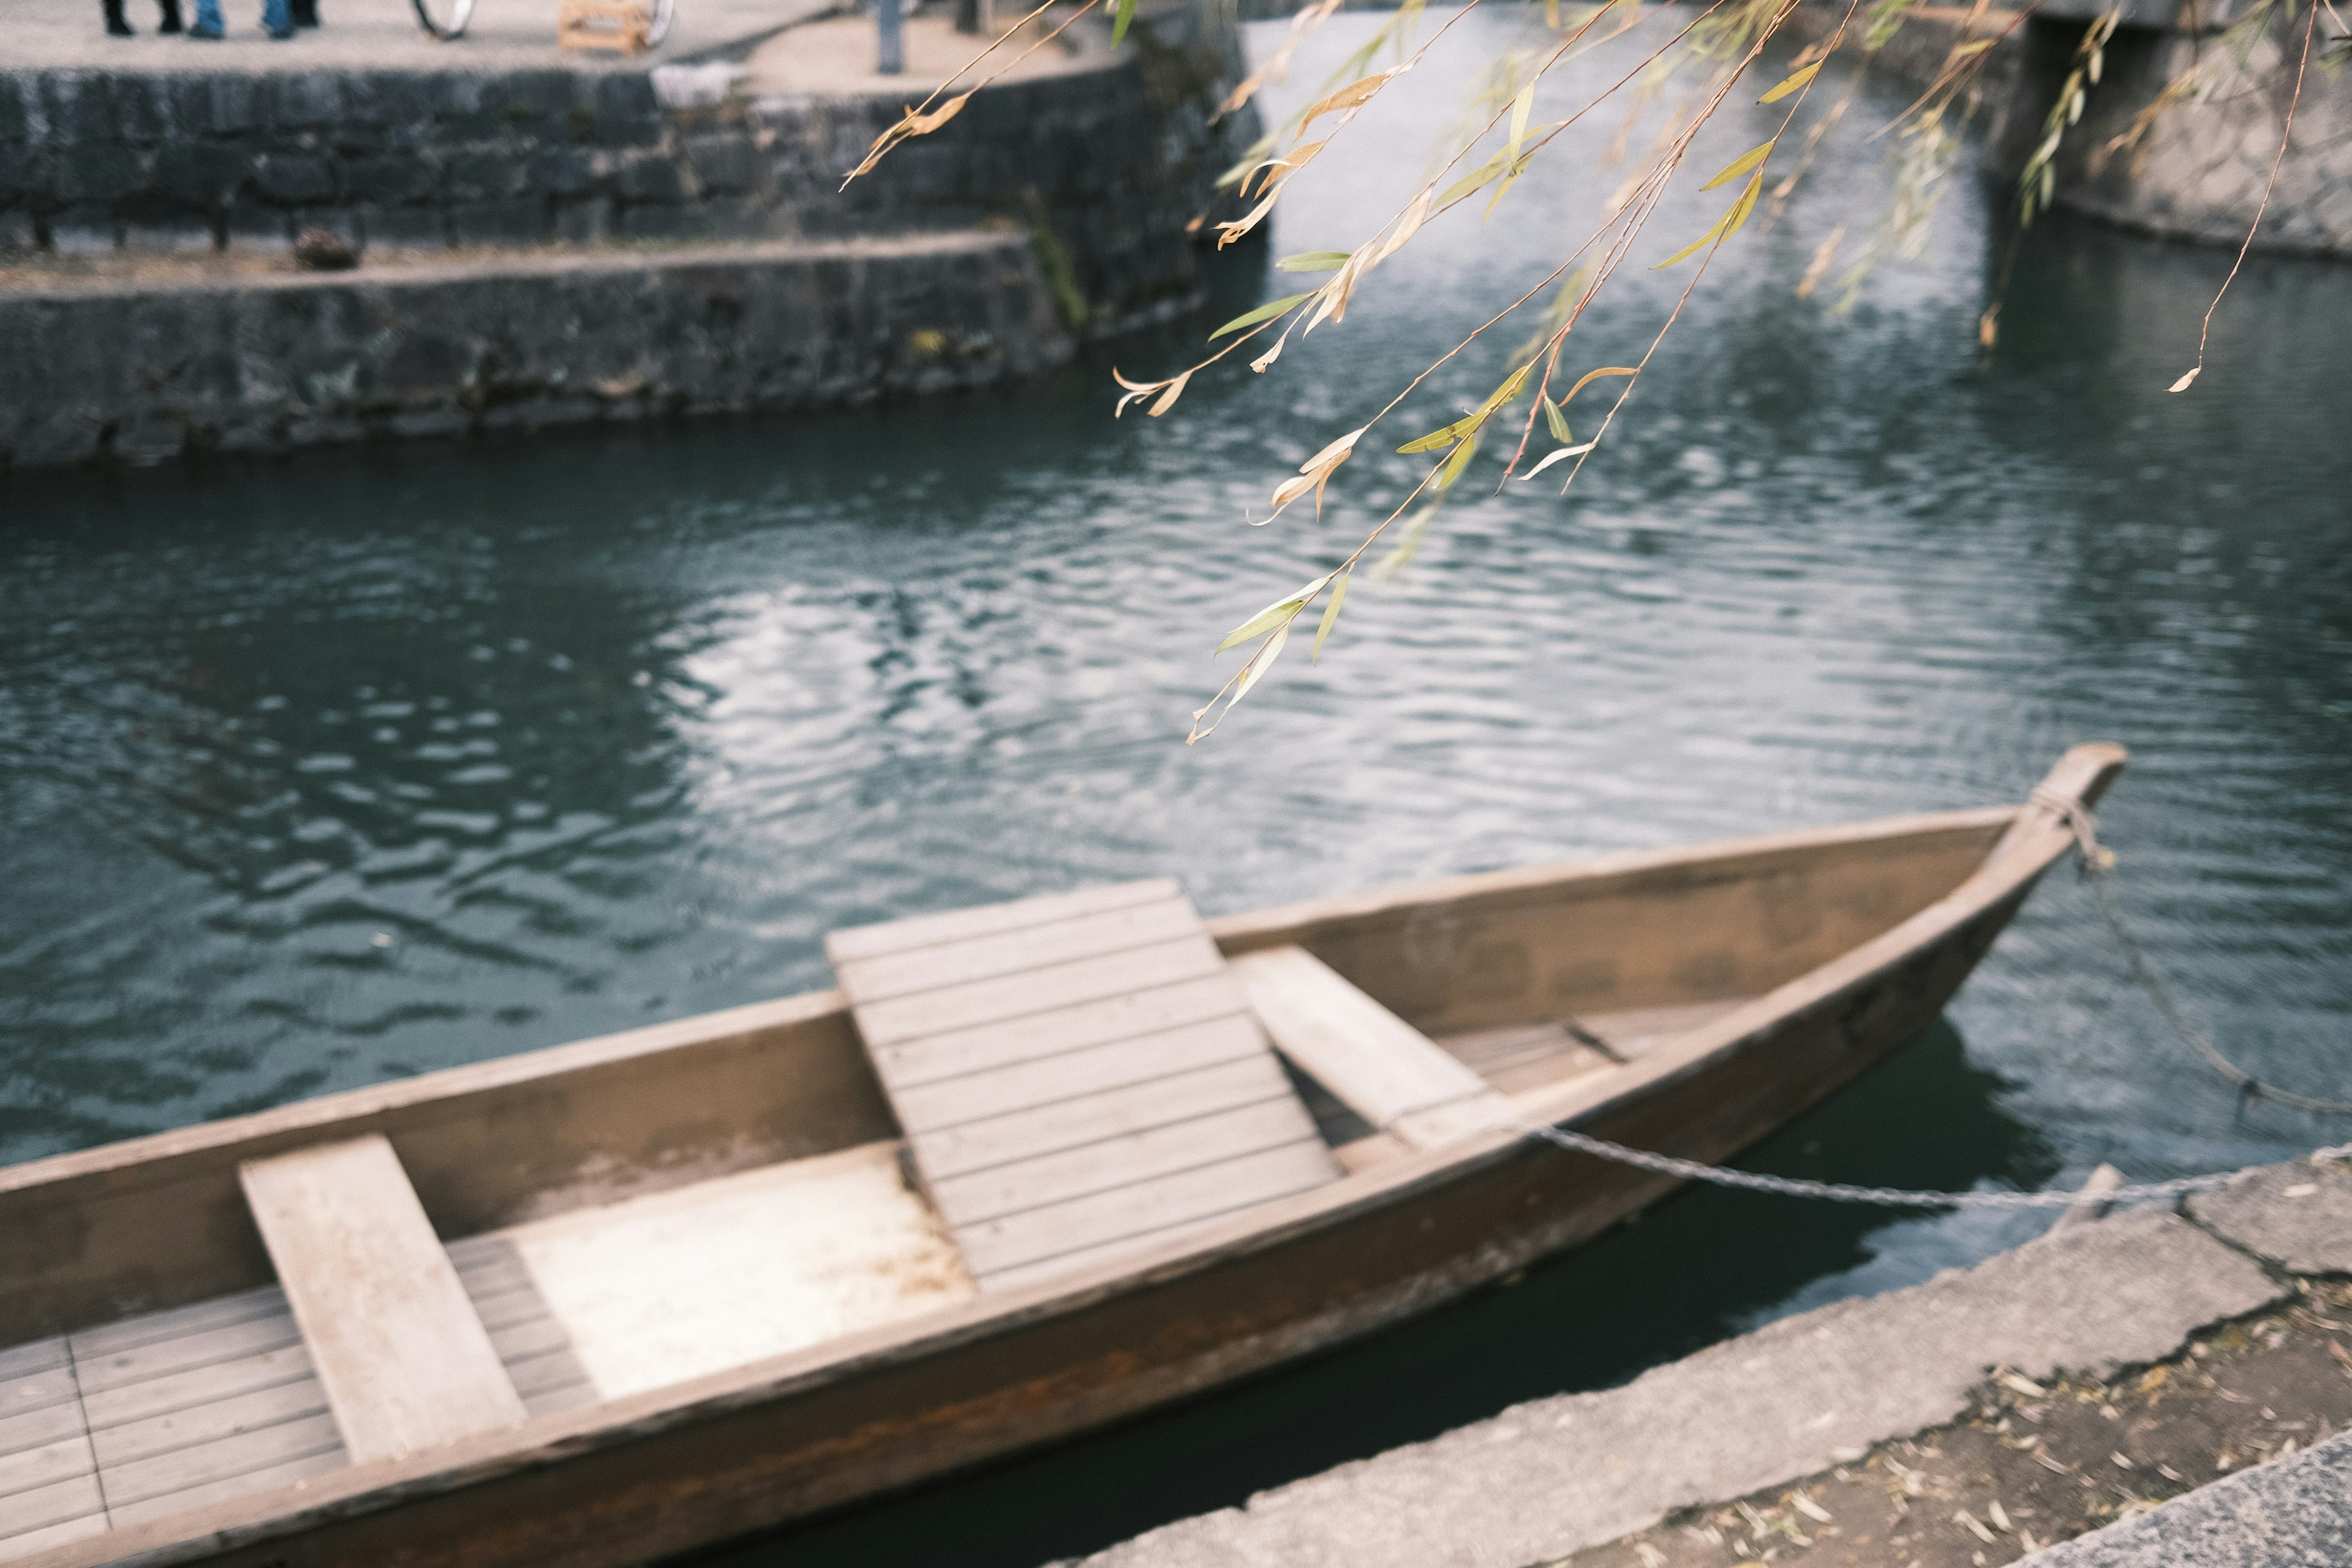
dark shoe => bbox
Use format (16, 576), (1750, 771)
(105, 0), (135, 34)
(265, 24), (294, 37)
(290, 0), (318, 24)
(157, 0), (185, 31)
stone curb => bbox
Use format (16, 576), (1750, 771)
(1067, 1159), (2352, 1568)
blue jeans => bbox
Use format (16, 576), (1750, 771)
(193, 0), (291, 31)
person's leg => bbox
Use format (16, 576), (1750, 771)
(290, 0), (318, 25)
(189, 0), (224, 36)
(262, 0), (292, 36)
(104, 0), (135, 37)
(157, 0), (184, 31)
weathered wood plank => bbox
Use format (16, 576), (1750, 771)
(1232, 946), (1499, 1129)
(0, 1434), (92, 1502)
(102, 1410), (345, 1507)
(838, 895), (1201, 1006)
(80, 1342), (315, 1431)
(957, 1140), (1336, 1280)
(826, 879), (1179, 965)
(933, 1098), (1322, 1228)
(89, 1373), (330, 1470)
(892, 1015), (1267, 1136)
(0, 1398), (87, 1464)
(0, 1340), (66, 1382)
(240, 1134), (526, 1466)
(0, 1365), (77, 1420)
(835, 883), (1343, 1291)
(876, 974), (1243, 1090)
(0, 1510), (107, 1563)
(70, 1287), (288, 1360)
(918, 1055), (1300, 1183)
(70, 1308), (302, 1395)
(851, 935), (1227, 1050)
(106, 1447), (347, 1529)
(0, 1471), (104, 1536)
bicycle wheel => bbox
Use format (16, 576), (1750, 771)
(412, 0), (475, 39)
(646, 0), (675, 46)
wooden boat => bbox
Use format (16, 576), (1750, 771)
(0, 744), (2125, 1568)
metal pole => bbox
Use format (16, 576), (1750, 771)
(876, 0), (904, 74)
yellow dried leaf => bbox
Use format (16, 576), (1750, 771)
(1562, 365), (1638, 402)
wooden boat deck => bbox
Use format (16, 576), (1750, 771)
(827, 880), (1343, 1292)
(0, 1239), (591, 1562)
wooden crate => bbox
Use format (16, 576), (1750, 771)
(557, 0), (652, 53)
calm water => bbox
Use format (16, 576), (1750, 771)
(5, 10), (2351, 1562)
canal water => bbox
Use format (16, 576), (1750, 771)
(5, 9), (2350, 1563)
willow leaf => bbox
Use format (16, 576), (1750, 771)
(1112, 0), (1138, 44)
(1544, 396), (1573, 443)
(1757, 61), (1820, 104)
(1212, 293), (1314, 338)
(1562, 365), (1638, 401)
(1277, 251), (1355, 273)
(1311, 571), (1351, 661)
(1701, 141), (1773, 190)
(1437, 149), (1510, 206)
(1217, 572), (1330, 652)
(1434, 431), (1481, 489)
(1232, 622), (1292, 704)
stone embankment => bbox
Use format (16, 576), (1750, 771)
(0, 0), (1257, 469)
(1784, 0), (2351, 258)
(1065, 1157), (2352, 1568)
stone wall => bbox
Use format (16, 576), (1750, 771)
(0, 232), (1068, 469)
(0, 0), (1262, 327)
(1999, 13), (2352, 257)
(1787, 0), (2352, 258)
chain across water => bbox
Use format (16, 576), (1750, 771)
(1509, 789), (2352, 1209)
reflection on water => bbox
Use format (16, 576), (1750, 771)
(2, 7), (2350, 1562)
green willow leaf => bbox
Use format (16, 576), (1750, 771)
(1211, 293), (1315, 339)
(1311, 571), (1351, 661)
(1544, 396), (1574, 444)
(1276, 251), (1356, 273)
(1113, 0), (1139, 46)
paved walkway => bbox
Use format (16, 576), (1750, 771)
(1, 0), (831, 73)
(1063, 1159), (2352, 1568)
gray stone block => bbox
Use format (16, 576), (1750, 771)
(617, 201), (707, 240)
(504, 70), (575, 121)
(42, 71), (115, 148)
(684, 132), (761, 195)
(49, 209), (118, 252)
(0, 209), (35, 253)
(344, 154), (435, 206)
(59, 143), (148, 204)
(0, 75), (31, 146)
(616, 148), (692, 203)
(358, 204), (448, 251)
(2188, 1160), (2352, 1276)
(551, 196), (612, 244)
(178, 75), (262, 138)
(109, 73), (174, 144)
(0, 141), (44, 206)
(445, 149), (524, 203)
(256, 153), (334, 206)
(529, 146), (600, 198)
(449, 197), (546, 249)
(154, 142), (252, 210)
(122, 220), (219, 254)
(227, 203), (293, 251)
(595, 73), (660, 121)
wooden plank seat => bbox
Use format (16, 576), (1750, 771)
(239, 1136), (526, 1466)
(827, 880), (1342, 1291)
(1229, 946), (1520, 1151)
